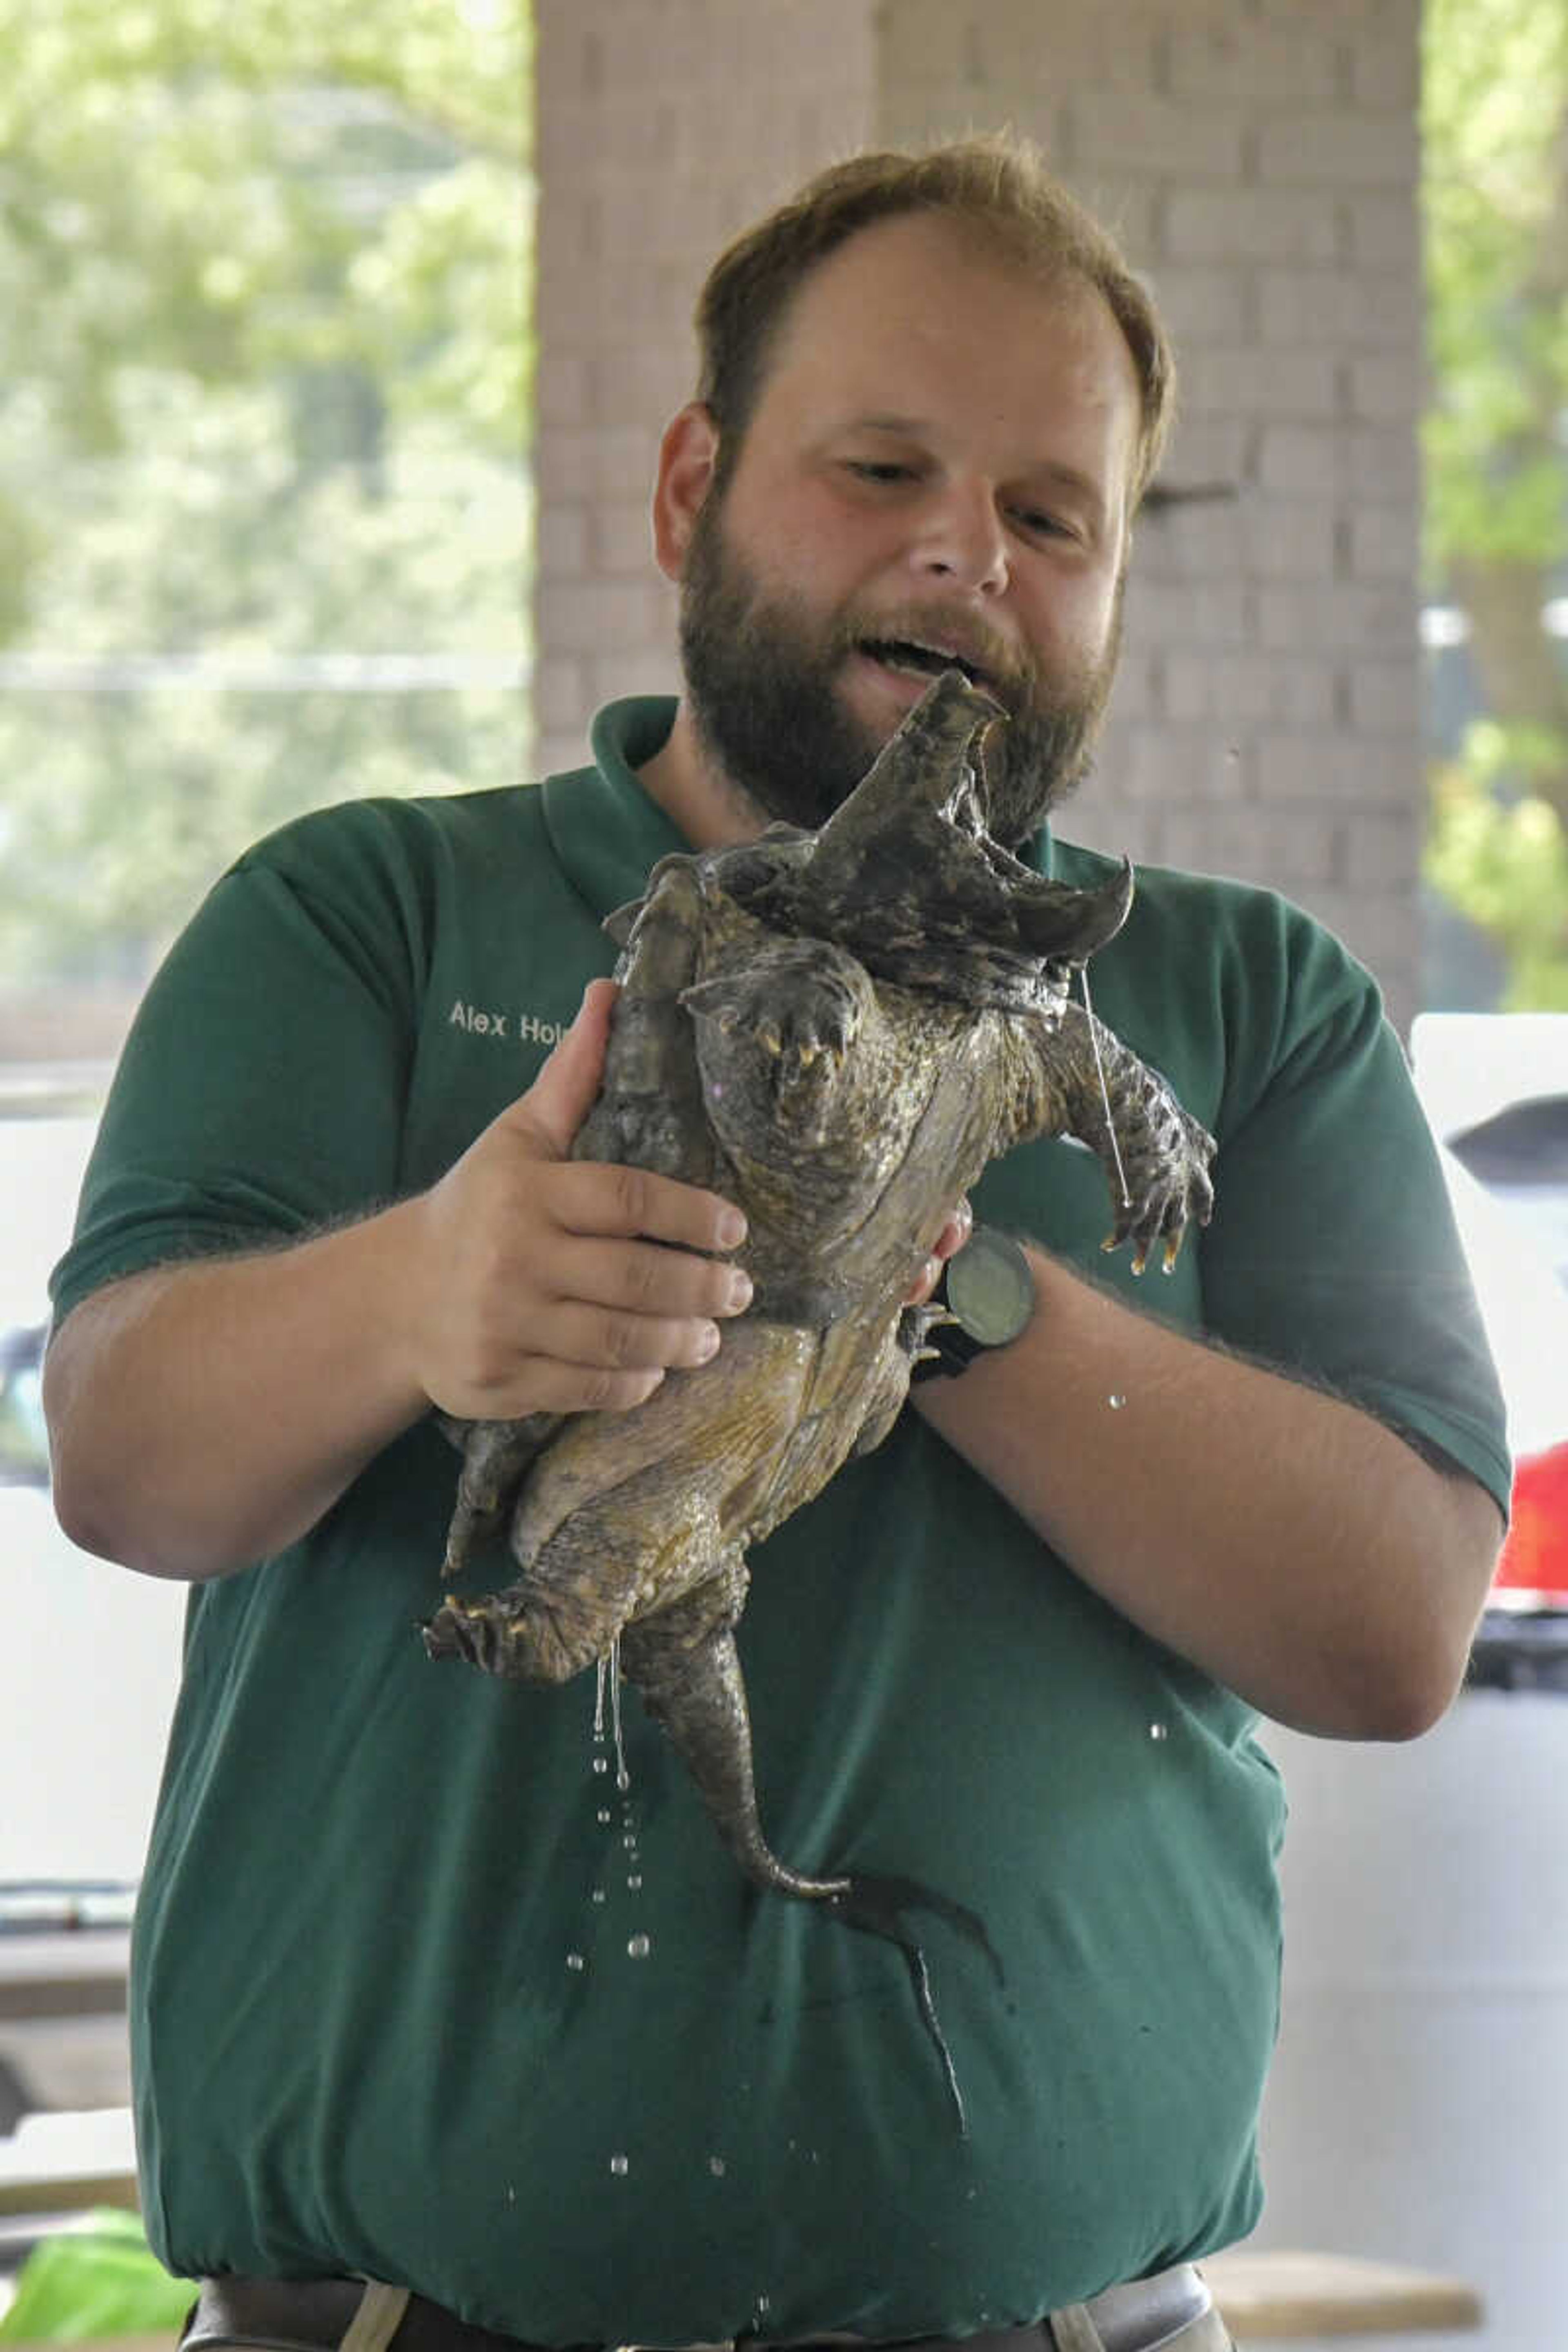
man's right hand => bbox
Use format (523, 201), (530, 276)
(45, 979), (752, 1579)
(403, 978), (753, 1422)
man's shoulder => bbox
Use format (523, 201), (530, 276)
(1054, 833), (1324, 931)
(230, 778), (553, 893)
(1052, 836), (1375, 1002)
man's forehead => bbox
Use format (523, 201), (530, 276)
(760, 215), (1135, 415)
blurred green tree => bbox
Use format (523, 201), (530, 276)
(1423, 0), (1568, 1005)
(0, 0), (532, 993)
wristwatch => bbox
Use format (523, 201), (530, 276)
(910, 1223), (1036, 1381)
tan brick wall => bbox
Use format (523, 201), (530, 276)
(535, 0), (1426, 1027)
(533, 3), (877, 762)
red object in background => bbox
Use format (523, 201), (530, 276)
(1494, 1440), (1568, 1601)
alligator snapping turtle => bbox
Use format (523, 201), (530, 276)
(424, 671), (1214, 2098)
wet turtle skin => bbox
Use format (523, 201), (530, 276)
(423, 673), (1214, 2080)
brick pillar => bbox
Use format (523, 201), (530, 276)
(532, 3), (878, 765)
(535, 0), (1426, 1029)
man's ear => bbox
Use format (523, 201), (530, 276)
(650, 403), (720, 581)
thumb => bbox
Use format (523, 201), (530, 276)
(511, 978), (617, 1158)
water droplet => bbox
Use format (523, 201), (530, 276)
(626, 1932), (651, 1958)
(597, 1807), (612, 1824)
(609, 2153), (629, 2176)
(592, 1755), (608, 1775)
(1107, 1392), (1126, 1410)
(622, 1831), (637, 1849)
(627, 1873), (643, 1891)
(708, 2155), (726, 2177)
(608, 1634), (629, 1793)
(591, 1888), (607, 1905)
(1149, 1721), (1169, 1742)
(506, 2184), (516, 2204)
(566, 1952), (586, 1973)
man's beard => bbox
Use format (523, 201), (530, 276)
(677, 495), (1122, 846)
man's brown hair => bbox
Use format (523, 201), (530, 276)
(695, 131), (1177, 512)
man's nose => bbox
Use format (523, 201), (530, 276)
(912, 482), (1010, 595)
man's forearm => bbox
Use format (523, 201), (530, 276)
(44, 1207), (432, 1581)
(913, 1245), (1504, 1740)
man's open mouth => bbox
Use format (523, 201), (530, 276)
(858, 637), (996, 694)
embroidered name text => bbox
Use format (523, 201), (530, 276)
(449, 998), (508, 1038)
(448, 999), (568, 1048)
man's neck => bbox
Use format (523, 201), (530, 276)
(635, 701), (769, 852)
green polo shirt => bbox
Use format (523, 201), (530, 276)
(53, 699), (1509, 2344)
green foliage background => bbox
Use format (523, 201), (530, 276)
(0, 0), (532, 992)
(4, 4), (1565, 1008)
(1423, 0), (1568, 1005)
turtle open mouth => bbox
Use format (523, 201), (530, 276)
(860, 637), (993, 694)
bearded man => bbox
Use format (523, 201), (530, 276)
(45, 135), (1505, 2352)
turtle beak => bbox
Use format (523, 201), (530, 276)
(780, 669), (1133, 987)
(824, 668), (1003, 829)
(1013, 856), (1134, 963)
(796, 672), (1003, 913)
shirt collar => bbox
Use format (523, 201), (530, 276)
(537, 697), (687, 921)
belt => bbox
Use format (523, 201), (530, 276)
(180, 2265), (1226, 2352)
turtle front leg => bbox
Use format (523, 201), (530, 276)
(576, 858), (717, 1186)
(1023, 1004), (1215, 1273)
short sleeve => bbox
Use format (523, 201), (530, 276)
(1200, 899), (1511, 1514)
(51, 817), (426, 1325)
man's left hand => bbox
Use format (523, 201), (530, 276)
(904, 1196), (973, 1306)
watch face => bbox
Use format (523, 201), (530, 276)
(945, 1226), (1033, 1348)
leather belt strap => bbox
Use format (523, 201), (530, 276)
(183, 2280), (523, 2352)
(181, 2266), (1223, 2352)
(343, 2287), (412, 2352)
(1045, 2264), (1215, 2352)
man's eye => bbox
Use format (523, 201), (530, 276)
(1013, 506), (1075, 541)
(846, 460), (915, 484)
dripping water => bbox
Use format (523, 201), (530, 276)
(608, 1634), (629, 1791)
(1080, 967), (1131, 1208)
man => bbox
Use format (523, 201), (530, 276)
(45, 136), (1507, 2352)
